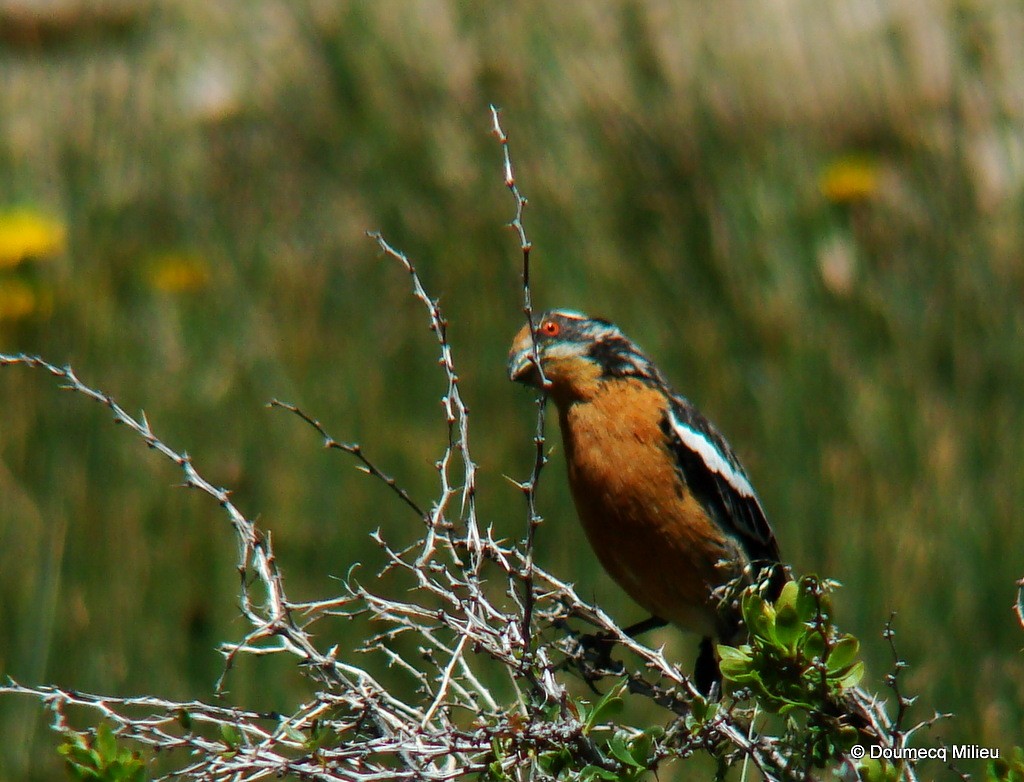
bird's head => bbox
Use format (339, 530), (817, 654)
(508, 309), (665, 401)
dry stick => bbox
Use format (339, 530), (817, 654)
(490, 113), (742, 766)
(367, 232), (481, 574)
(490, 104), (549, 663)
(364, 231), (514, 745)
(4, 680), (486, 782)
(0, 354), (467, 780)
(883, 613), (912, 741)
(0, 357), (437, 680)
(268, 399), (425, 519)
(880, 615), (948, 782)
(362, 235), (512, 739)
(0, 355), (297, 672)
(1, 347), (613, 774)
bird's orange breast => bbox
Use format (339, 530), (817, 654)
(557, 379), (735, 637)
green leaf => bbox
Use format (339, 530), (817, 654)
(220, 723), (242, 749)
(835, 660), (865, 689)
(796, 581), (820, 624)
(490, 738), (506, 763)
(608, 731), (646, 770)
(628, 726), (662, 766)
(858, 757), (900, 782)
(797, 575), (834, 621)
(176, 709), (193, 732)
(987, 747), (1024, 782)
(717, 644), (754, 681)
(816, 592), (834, 621)
(61, 732), (91, 752)
(775, 580), (798, 612)
(802, 630), (826, 661)
(580, 764), (622, 781)
(687, 694), (714, 724)
(59, 742), (100, 771)
(583, 679), (627, 731)
(774, 602), (802, 651)
(776, 699), (809, 717)
(67, 767), (101, 781)
(573, 698), (590, 725)
(538, 747), (573, 777)
(307, 723), (336, 751)
(95, 723), (117, 763)
(828, 636), (861, 673)
(742, 593), (777, 644)
(835, 726), (861, 752)
(589, 695), (624, 726)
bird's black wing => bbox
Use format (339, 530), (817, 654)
(660, 396), (780, 565)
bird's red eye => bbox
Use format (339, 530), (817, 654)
(540, 320), (561, 337)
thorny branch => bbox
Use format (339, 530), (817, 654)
(491, 104), (550, 665)
(0, 113), (929, 781)
(268, 398), (425, 519)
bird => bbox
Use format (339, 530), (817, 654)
(507, 309), (782, 693)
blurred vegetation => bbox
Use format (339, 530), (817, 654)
(1, 0), (1023, 778)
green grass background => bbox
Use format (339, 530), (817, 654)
(1, 1), (1023, 777)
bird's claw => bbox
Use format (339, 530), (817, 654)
(564, 630), (626, 693)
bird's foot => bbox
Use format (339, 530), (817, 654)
(694, 636), (721, 698)
(565, 631), (626, 694)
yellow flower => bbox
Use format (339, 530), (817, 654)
(819, 156), (880, 204)
(0, 279), (39, 321)
(0, 208), (67, 268)
(147, 253), (211, 294)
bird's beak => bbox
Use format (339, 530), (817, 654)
(507, 346), (540, 385)
(508, 322), (544, 385)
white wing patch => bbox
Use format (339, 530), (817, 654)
(669, 410), (756, 499)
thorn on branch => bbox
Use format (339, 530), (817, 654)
(272, 398), (425, 519)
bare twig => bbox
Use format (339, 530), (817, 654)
(0, 355), (303, 684)
(269, 398), (425, 519)
(491, 104), (549, 663)
(883, 612), (913, 741)
(368, 231), (481, 574)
